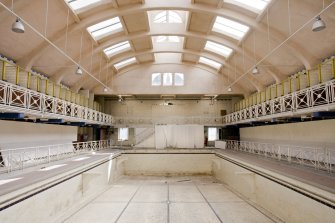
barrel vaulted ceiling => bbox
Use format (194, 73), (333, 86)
(0, 0), (334, 96)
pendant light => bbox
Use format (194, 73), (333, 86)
(312, 16), (326, 32)
(12, 17), (24, 33)
(76, 66), (83, 75)
(252, 66), (259, 75)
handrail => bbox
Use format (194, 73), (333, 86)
(224, 79), (335, 125)
(0, 79), (113, 125)
(0, 139), (114, 173)
(225, 140), (334, 173)
(112, 115), (226, 126)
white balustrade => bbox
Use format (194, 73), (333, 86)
(225, 140), (334, 172)
(0, 80), (113, 125)
(0, 140), (113, 173)
(224, 79), (335, 125)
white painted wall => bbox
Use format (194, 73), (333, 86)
(123, 154), (214, 176)
(0, 157), (124, 223)
(213, 156), (335, 223)
(95, 64), (245, 95)
(0, 120), (77, 149)
(240, 120), (335, 147)
(105, 99), (235, 117)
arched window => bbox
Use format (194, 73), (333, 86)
(152, 73), (161, 86)
(154, 11), (182, 23)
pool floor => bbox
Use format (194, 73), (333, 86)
(64, 175), (277, 223)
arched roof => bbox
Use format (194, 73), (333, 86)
(0, 0), (334, 96)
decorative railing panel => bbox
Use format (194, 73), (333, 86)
(224, 79), (335, 124)
(225, 140), (334, 172)
(0, 80), (112, 125)
(0, 140), (113, 173)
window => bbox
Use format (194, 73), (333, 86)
(204, 41), (233, 58)
(212, 16), (249, 40)
(154, 11), (182, 23)
(151, 73), (184, 86)
(208, 128), (218, 141)
(155, 36), (181, 43)
(66, 0), (101, 11)
(152, 73), (161, 86)
(114, 57), (137, 70)
(174, 73), (184, 86)
(224, 0), (271, 13)
(118, 128), (129, 141)
(163, 73), (173, 86)
(199, 57), (222, 70)
(87, 17), (123, 40)
(104, 41), (131, 58)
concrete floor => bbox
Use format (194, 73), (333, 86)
(64, 176), (276, 223)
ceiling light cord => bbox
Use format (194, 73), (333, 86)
(64, 9), (70, 51)
(287, 0), (292, 35)
(79, 31), (83, 65)
(225, 1), (334, 92)
(0, 2), (108, 89)
(44, 0), (49, 37)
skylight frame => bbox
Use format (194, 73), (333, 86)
(212, 16), (250, 40)
(224, 0), (271, 13)
(87, 17), (123, 41)
(204, 41), (233, 58)
(155, 36), (181, 43)
(153, 11), (183, 24)
(66, 0), (101, 11)
(114, 57), (137, 70)
(103, 41), (131, 58)
(199, 57), (222, 70)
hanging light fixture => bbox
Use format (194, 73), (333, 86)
(75, 66), (83, 75)
(252, 66), (259, 75)
(103, 87), (108, 92)
(12, 17), (25, 33)
(312, 16), (326, 32)
(227, 87), (232, 92)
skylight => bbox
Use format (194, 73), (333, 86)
(204, 41), (233, 58)
(154, 11), (182, 23)
(225, 0), (271, 13)
(114, 57), (137, 70)
(212, 16), (249, 40)
(67, 0), (101, 11)
(87, 17), (123, 40)
(156, 36), (181, 43)
(104, 41), (131, 58)
(199, 57), (222, 70)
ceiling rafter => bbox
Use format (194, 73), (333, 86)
(17, 0), (313, 72)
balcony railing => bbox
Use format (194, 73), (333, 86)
(0, 80), (113, 125)
(0, 140), (114, 173)
(225, 140), (335, 173)
(224, 79), (335, 124)
(112, 116), (226, 126)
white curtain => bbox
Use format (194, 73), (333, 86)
(155, 125), (204, 149)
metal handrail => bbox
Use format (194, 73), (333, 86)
(0, 80), (113, 125)
(0, 139), (114, 173)
(224, 79), (335, 125)
(225, 140), (334, 172)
